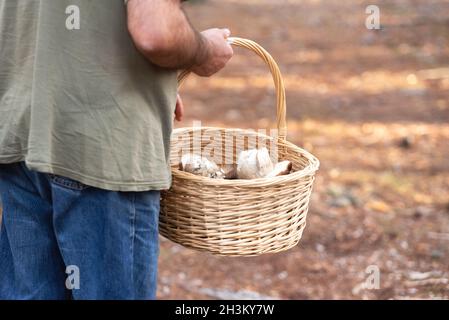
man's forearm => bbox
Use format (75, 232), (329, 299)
(159, 7), (210, 69)
(127, 0), (209, 69)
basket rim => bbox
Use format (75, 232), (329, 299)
(170, 126), (320, 187)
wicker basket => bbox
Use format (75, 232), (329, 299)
(160, 37), (319, 256)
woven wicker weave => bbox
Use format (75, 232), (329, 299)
(160, 37), (319, 256)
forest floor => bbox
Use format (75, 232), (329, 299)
(158, 0), (449, 299)
(0, 0), (447, 300)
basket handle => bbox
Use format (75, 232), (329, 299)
(177, 37), (287, 140)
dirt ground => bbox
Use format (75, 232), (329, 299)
(158, 0), (449, 299)
(0, 0), (447, 300)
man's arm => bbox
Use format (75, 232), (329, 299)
(126, 0), (233, 76)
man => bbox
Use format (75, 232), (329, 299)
(0, 0), (233, 299)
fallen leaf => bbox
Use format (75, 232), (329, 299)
(366, 200), (391, 213)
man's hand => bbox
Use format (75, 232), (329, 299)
(174, 94), (184, 122)
(190, 28), (233, 77)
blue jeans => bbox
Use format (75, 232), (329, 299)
(0, 162), (160, 300)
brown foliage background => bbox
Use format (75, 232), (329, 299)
(159, 0), (449, 299)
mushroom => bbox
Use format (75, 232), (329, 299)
(222, 164), (238, 180)
(179, 154), (225, 179)
(236, 147), (274, 179)
(265, 160), (293, 178)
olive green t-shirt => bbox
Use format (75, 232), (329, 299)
(0, 0), (178, 191)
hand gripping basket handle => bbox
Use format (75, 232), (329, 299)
(177, 37), (288, 140)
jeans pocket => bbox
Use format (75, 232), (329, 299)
(48, 174), (90, 191)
